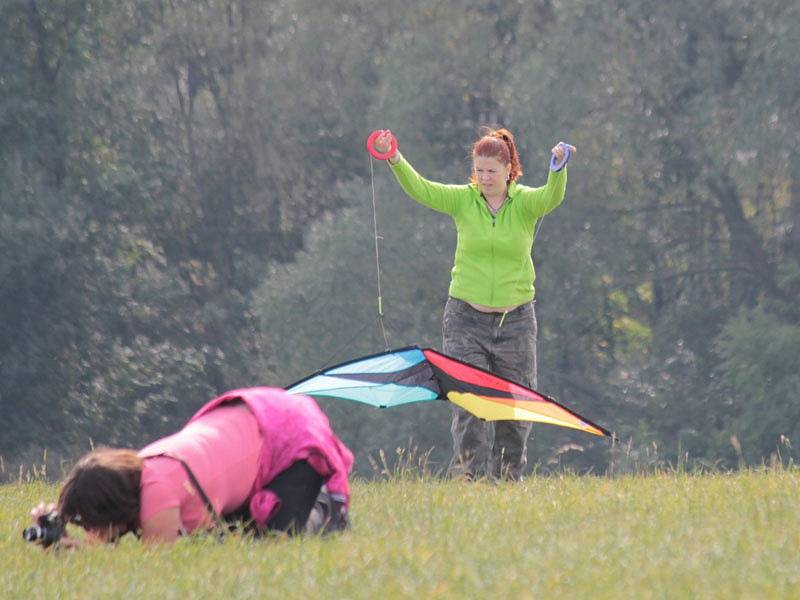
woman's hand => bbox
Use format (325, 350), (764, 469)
(52, 536), (83, 549)
(551, 142), (576, 163)
(30, 501), (57, 523)
(373, 130), (395, 155)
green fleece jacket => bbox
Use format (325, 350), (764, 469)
(389, 154), (567, 307)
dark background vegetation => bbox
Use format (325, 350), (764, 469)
(2, 0), (798, 478)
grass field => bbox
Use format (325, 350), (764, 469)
(2, 470), (799, 599)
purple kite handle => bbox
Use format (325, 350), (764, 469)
(550, 142), (571, 172)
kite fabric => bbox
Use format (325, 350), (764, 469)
(286, 346), (611, 438)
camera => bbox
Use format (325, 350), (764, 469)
(23, 511), (66, 547)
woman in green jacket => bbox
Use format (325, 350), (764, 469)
(373, 128), (574, 480)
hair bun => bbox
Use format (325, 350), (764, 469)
(490, 128), (514, 144)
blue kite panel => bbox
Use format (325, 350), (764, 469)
(326, 348), (425, 376)
(289, 378), (437, 408)
(287, 374), (374, 396)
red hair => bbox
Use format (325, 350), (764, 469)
(471, 127), (523, 183)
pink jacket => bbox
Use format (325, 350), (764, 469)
(189, 387), (354, 525)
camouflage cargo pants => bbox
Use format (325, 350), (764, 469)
(442, 297), (538, 480)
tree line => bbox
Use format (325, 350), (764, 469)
(1, 0), (798, 476)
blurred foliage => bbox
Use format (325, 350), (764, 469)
(1, 0), (798, 476)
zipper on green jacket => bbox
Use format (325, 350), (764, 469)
(490, 214), (496, 305)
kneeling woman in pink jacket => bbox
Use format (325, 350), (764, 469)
(30, 387), (353, 546)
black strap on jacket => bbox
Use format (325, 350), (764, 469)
(144, 452), (225, 531)
(174, 457), (224, 528)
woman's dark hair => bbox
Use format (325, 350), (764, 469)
(471, 127), (523, 183)
(58, 448), (143, 532)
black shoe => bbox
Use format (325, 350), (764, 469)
(306, 491), (350, 535)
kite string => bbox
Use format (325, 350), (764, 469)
(368, 154), (390, 350)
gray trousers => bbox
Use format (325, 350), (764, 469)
(442, 297), (538, 480)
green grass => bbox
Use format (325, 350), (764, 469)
(2, 471), (800, 599)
